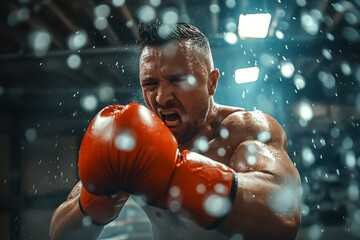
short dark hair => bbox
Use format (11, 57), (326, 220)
(137, 19), (210, 53)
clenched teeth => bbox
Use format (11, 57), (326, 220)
(165, 119), (179, 127)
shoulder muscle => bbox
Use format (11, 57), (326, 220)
(222, 110), (287, 150)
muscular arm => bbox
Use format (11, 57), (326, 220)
(49, 181), (104, 240)
(216, 111), (301, 239)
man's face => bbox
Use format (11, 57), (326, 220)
(139, 41), (213, 144)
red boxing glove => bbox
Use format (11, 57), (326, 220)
(78, 103), (237, 228)
(79, 185), (129, 225)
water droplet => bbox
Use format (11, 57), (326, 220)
(67, 54), (81, 69)
(298, 101), (313, 122)
(150, 0), (161, 7)
(209, 4), (220, 13)
(28, 30), (51, 57)
(94, 4), (110, 18)
(247, 155), (257, 165)
(126, 20), (134, 28)
(301, 12), (319, 35)
(280, 61), (295, 78)
(82, 216), (92, 227)
(217, 147), (226, 157)
(345, 151), (356, 169)
(169, 200), (181, 212)
(268, 183), (299, 215)
(275, 30), (284, 39)
(342, 26), (359, 42)
(296, 0), (307, 7)
(115, 130), (136, 151)
(257, 131), (271, 142)
(204, 195), (231, 217)
(68, 30), (88, 50)
(187, 75), (197, 86)
(224, 32), (238, 44)
(319, 138), (326, 146)
(247, 144), (256, 154)
(294, 74), (306, 90)
(330, 127), (340, 138)
(302, 146), (315, 166)
(7, 7), (30, 26)
(225, 0), (236, 8)
(156, 24), (175, 40)
(342, 136), (353, 150)
(322, 48), (332, 60)
(94, 17), (108, 30)
(348, 184), (359, 201)
(98, 85), (115, 102)
(308, 224), (322, 240)
(137, 5), (156, 23)
(162, 8), (178, 24)
(25, 128), (37, 142)
(326, 33), (335, 41)
(80, 95), (98, 111)
(112, 0), (125, 7)
(340, 61), (351, 76)
(220, 128), (229, 139)
(214, 183), (227, 194)
(225, 19), (237, 32)
(196, 184), (206, 194)
(194, 136), (209, 152)
(169, 186), (180, 198)
(301, 203), (310, 216)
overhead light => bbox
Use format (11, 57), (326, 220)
(235, 67), (259, 84)
(238, 13), (272, 38)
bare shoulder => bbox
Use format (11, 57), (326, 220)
(218, 107), (300, 182)
(219, 106), (287, 149)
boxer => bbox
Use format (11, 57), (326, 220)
(50, 20), (301, 240)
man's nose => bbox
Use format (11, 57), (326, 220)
(156, 85), (174, 106)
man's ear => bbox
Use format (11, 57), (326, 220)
(208, 68), (220, 96)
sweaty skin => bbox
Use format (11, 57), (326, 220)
(139, 41), (301, 239)
(50, 40), (301, 240)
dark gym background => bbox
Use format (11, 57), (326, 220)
(0, 0), (359, 239)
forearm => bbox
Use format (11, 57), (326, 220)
(50, 195), (103, 240)
(216, 172), (300, 240)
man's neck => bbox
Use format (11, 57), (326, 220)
(179, 99), (220, 151)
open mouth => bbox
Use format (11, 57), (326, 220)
(160, 111), (181, 128)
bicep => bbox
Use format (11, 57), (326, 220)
(217, 142), (301, 238)
(228, 114), (298, 182)
(67, 181), (82, 200)
(228, 140), (285, 176)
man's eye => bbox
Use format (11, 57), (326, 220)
(143, 82), (156, 86)
(171, 78), (186, 82)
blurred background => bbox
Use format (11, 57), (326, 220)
(0, 0), (360, 239)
